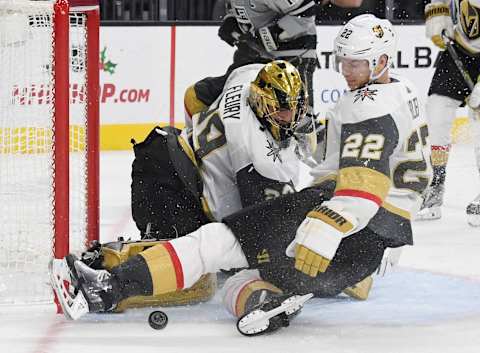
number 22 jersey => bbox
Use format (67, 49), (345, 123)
(311, 74), (432, 246)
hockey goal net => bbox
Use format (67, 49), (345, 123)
(0, 0), (99, 304)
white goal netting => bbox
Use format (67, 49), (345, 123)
(0, 0), (93, 304)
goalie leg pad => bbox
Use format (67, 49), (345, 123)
(49, 258), (90, 320)
(114, 274), (217, 312)
(97, 239), (218, 311)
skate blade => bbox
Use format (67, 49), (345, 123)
(237, 293), (313, 336)
(467, 214), (480, 227)
(414, 207), (442, 221)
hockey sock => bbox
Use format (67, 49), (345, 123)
(430, 145), (449, 187)
(235, 281), (282, 318)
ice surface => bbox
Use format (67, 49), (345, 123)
(1, 144), (479, 353)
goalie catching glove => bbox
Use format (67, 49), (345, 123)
(425, 2), (454, 49)
(286, 204), (357, 277)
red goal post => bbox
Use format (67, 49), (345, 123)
(53, 0), (100, 259)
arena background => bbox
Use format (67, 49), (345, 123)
(97, 25), (470, 150)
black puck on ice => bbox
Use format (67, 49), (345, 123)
(148, 310), (168, 330)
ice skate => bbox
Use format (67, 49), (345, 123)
(236, 292), (313, 336)
(415, 184), (445, 221)
(49, 254), (115, 320)
(467, 193), (480, 227)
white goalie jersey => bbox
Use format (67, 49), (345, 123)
(182, 64), (302, 221)
(312, 74), (432, 245)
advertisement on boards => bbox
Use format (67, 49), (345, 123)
(99, 26), (171, 125)
(98, 25), (468, 149)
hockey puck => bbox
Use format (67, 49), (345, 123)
(148, 310), (168, 330)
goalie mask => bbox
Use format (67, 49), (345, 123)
(248, 60), (309, 143)
(333, 14), (397, 82)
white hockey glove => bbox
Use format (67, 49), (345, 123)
(468, 78), (480, 112)
(425, 2), (454, 49)
(256, 15), (310, 52)
(277, 15), (310, 41)
(286, 205), (357, 277)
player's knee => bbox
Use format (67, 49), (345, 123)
(195, 223), (248, 273)
(172, 223), (247, 284)
(221, 269), (262, 316)
(221, 269), (282, 317)
(184, 85), (208, 120)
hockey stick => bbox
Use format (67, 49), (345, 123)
(442, 31), (480, 214)
(441, 31), (480, 121)
(441, 30), (475, 90)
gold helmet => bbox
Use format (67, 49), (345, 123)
(248, 60), (308, 142)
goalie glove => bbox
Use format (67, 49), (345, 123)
(286, 204), (357, 277)
(218, 15), (242, 47)
(425, 2), (454, 49)
(468, 78), (480, 112)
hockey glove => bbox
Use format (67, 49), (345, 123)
(286, 205), (356, 277)
(468, 79), (480, 112)
(255, 24), (282, 52)
(255, 15), (311, 53)
(425, 2), (454, 49)
(218, 15), (242, 47)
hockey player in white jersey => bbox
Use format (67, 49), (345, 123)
(416, 0), (480, 226)
(51, 59), (315, 318)
(184, 60), (311, 222)
(50, 15), (431, 336)
(131, 60), (313, 239)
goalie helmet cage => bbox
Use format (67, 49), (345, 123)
(0, 0), (100, 304)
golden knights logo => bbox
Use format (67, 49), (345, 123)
(372, 25), (384, 38)
(266, 139), (282, 163)
(460, 0), (480, 40)
(354, 87), (378, 103)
